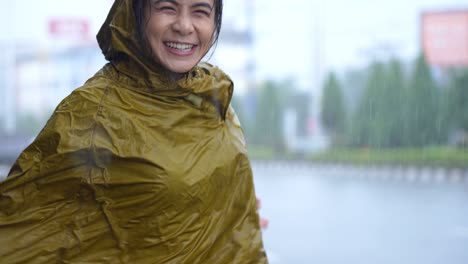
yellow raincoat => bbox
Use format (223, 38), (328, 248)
(0, 0), (268, 263)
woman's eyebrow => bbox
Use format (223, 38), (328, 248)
(153, 0), (212, 10)
(153, 0), (178, 6)
(192, 2), (213, 10)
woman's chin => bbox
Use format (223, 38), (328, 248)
(170, 64), (197, 74)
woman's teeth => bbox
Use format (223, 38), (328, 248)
(165, 42), (194, 51)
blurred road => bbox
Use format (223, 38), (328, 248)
(253, 162), (468, 264)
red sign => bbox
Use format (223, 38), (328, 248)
(48, 18), (90, 39)
(421, 10), (468, 68)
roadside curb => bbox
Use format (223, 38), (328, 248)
(251, 160), (468, 185)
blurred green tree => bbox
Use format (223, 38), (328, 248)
(231, 94), (259, 146)
(405, 54), (440, 146)
(16, 113), (44, 136)
(321, 72), (346, 146)
(230, 95), (249, 132)
(287, 91), (310, 137)
(383, 58), (407, 147)
(350, 61), (386, 147)
(253, 80), (285, 152)
(447, 68), (468, 146)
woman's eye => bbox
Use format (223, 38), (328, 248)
(159, 6), (176, 12)
(152, 3), (176, 13)
(194, 10), (210, 17)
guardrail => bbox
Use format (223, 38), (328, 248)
(251, 160), (468, 185)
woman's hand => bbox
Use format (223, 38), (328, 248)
(256, 198), (269, 230)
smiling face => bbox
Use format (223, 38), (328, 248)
(144, 0), (216, 74)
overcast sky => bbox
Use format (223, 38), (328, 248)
(249, 0), (468, 88)
(1, 0), (467, 89)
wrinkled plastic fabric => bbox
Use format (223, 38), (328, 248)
(0, 0), (268, 263)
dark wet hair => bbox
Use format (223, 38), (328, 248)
(133, 0), (223, 53)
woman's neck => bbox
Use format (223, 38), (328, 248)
(166, 70), (186, 82)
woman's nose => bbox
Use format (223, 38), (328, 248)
(172, 14), (194, 35)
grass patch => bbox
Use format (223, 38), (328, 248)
(246, 145), (275, 160)
(309, 147), (468, 168)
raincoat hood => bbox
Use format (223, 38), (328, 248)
(97, 0), (156, 73)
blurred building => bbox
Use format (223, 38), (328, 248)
(421, 9), (468, 68)
(0, 0), (111, 135)
(210, 0), (255, 95)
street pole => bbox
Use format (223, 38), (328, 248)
(246, 0), (256, 90)
(310, 0), (328, 150)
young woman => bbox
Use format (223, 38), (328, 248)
(0, 0), (268, 263)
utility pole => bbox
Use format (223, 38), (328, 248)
(245, 0), (256, 89)
(4, 43), (16, 135)
(1, 0), (17, 135)
(310, 0), (328, 150)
